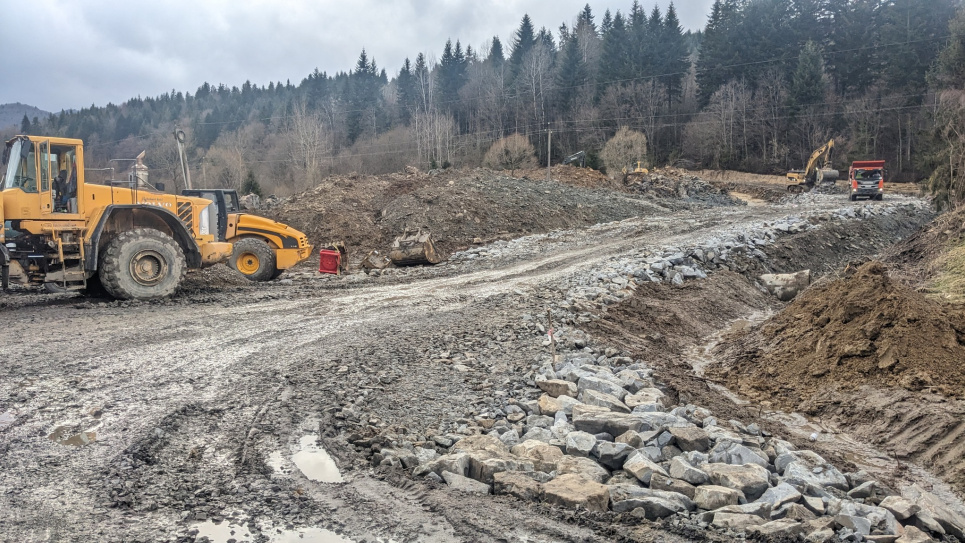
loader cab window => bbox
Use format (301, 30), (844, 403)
(225, 192), (240, 212)
(3, 138), (38, 192)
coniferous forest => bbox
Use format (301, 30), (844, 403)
(8, 1), (965, 206)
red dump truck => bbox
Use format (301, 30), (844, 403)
(849, 160), (885, 201)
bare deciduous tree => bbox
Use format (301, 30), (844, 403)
(483, 133), (538, 174)
(287, 101), (329, 189)
(602, 127), (648, 181)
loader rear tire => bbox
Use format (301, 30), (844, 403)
(99, 228), (186, 300)
(230, 238), (276, 282)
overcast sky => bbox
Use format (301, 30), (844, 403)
(2, 0), (715, 113)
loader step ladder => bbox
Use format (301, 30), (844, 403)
(50, 229), (88, 291)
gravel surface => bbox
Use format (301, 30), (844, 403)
(0, 193), (947, 543)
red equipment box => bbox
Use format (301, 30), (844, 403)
(318, 249), (341, 275)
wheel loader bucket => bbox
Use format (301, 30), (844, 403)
(389, 231), (443, 266)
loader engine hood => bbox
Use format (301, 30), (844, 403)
(235, 213), (309, 250)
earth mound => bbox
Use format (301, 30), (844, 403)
(711, 260), (965, 404)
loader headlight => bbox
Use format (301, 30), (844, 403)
(199, 203), (215, 235)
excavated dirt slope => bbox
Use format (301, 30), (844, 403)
(711, 209), (965, 495)
(713, 261), (965, 401)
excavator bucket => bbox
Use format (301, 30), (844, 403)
(389, 231), (443, 266)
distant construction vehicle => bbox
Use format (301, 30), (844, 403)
(787, 139), (838, 193)
(848, 160), (886, 201)
(1, 135), (232, 299)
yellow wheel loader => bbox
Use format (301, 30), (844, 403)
(180, 189), (313, 281)
(1, 135), (232, 299)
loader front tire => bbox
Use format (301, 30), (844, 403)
(230, 238), (276, 281)
(99, 228), (186, 300)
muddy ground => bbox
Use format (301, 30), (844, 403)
(0, 167), (958, 543)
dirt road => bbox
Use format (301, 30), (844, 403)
(0, 194), (938, 542)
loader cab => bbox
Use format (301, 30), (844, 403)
(180, 189), (238, 242)
(2, 136), (84, 218)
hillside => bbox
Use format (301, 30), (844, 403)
(0, 103), (49, 131)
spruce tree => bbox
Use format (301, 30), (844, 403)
(790, 41), (826, 109)
(662, 2), (690, 105)
(20, 114), (30, 134)
(509, 15), (537, 81)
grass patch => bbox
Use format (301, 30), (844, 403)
(933, 240), (965, 303)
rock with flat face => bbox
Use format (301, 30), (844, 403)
(465, 450), (535, 484)
(451, 434), (508, 455)
(608, 484), (695, 513)
(582, 389), (631, 413)
(413, 452), (470, 478)
(749, 519), (806, 538)
(896, 526), (936, 543)
(542, 473), (610, 513)
(650, 474), (697, 499)
(573, 411), (649, 437)
(442, 471), (491, 495)
(564, 431), (597, 458)
(878, 496), (921, 521)
(782, 450), (849, 491)
(703, 463), (771, 501)
(555, 455), (610, 484)
(538, 379), (578, 398)
(511, 440), (564, 472)
(669, 427), (711, 452)
(593, 441), (633, 470)
(629, 497), (687, 520)
(712, 512), (766, 530)
(623, 450), (669, 485)
(624, 388), (666, 409)
(757, 482), (803, 509)
(669, 457), (710, 485)
(578, 375), (629, 401)
(694, 485), (742, 510)
(708, 440), (769, 468)
(493, 471), (542, 502)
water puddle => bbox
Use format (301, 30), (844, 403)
(193, 520), (353, 543)
(0, 412), (14, 429)
(48, 425), (96, 446)
(290, 435), (343, 483)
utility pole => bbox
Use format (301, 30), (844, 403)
(546, 128), (552, 182)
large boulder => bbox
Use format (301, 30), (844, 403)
(465, 450), (535, 484)
(582, 389), (631, 413)
(593, 441), (633, 470)
(624, 388), (666, 409)
(694, 485), (742, 510)
(713, 512), (765, 530)
(556, 455), (610, 484)
(828, 499), (900, 536)
(669, 427), (711, 452)
(782, 450), (849, 491)
(511, 440), (564, 472)
(538, 379), (578, 398)
(749, 519), (807, 539)
(493, 471), (542, 502)
(703, 463), (771, 501)
(413, 453), (470, 478)
(757, 482), (802, 509)
(452, 434), (509, 455)
(564, 431), (597, 457)
(623, 450), (668, 485)
(578, 375), (629, 401)
(708, 440), (769, 468)
(542, 474), (610, 512)
(904, 485), (965, 540)
(879, 496), (921, 521)
(669, 457), (710, 485)
(573, 411), (648, 437)
(650, 474), (697, 500)
(442, 471), (491, 495)
(608, 484), (695, 513)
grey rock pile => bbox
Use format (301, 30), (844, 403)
(371, 349), (962, 542)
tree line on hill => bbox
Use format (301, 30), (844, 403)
(5, 1), (965, 207)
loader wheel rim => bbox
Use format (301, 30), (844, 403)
(129, 250), (168, 287)
(237, 252), (261, 275)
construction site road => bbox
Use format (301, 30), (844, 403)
(0, 194), (939, 542)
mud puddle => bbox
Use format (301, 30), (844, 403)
(270, 435), (343, 483)
(193, 520), (353, 542)
(48, 425), (96, 446)
(0, 412), (14, 429)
